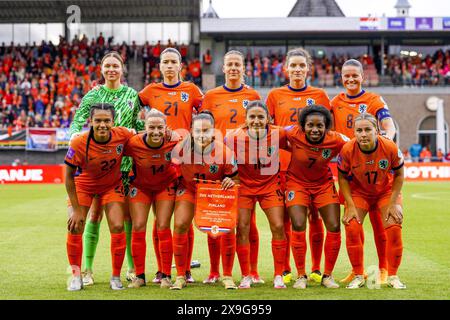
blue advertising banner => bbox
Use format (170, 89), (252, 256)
(388, 17), (405, 30)
(443, 17), (450, 30)
(415, 17), (433, 30)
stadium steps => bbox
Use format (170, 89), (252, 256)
(127, 56), (144, 91)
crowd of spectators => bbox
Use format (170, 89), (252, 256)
(385, 49), (450, 87)
(0, 35), (201, 132)
(404, 144), (448, 162)
(141, 40), (202, 87)
(240, 51), (378, 88)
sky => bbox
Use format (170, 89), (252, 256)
(201, 0), (449, 18)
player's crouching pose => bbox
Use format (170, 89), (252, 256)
(170, 112), (239, 290)
(226, 101), (288, 289)
(284, 105), (348, 289)
(65, 103), (134, 291)
(338, 114), (406, 289)
(124, 109), (180, 289)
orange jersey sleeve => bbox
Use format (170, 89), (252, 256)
(65, 127), (134, 194)
(331, 90), (390, 139)
(285, 125), (348, 187)
(123, 133), (180, 191)
(337, 136), (404, 198)
(200, 85), (261, 137)
(173, 140), (238, 193)
(139, 81), (203, 132)
(227, 125), (285, 195)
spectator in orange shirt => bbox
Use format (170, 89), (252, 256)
(420, 146), (432, 162)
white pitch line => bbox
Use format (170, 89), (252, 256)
(411, 192), (450, 201)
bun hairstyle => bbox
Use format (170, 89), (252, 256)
(298, 104), (332, 130)
(285, 47), (312, 67)
(86, 103), (115, 163)
(342, 59), (364, 74)
(145, 108), (167, 123)
(354, 113), (378, 131)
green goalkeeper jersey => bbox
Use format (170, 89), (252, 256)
(69, 84), (144, 172)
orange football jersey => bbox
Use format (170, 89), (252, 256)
(200, 84), (261, 137)
(123, 133), (180, 191)
(225, 125), (287, 195)
(285, 125), (348, 187)
(172, 139), (238, 193)
(266, 85), (331, 171)
(64, 127), (134, 194)
(337, 136), (404, 198)
(330, 90), (389, 139)
(139, 81), (203, 132)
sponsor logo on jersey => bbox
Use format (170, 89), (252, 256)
(287, 191), (295, 201)
(229, 99), (238, 103)
(165, 152), (172, 161)
(127, 100), (134, 109)
(116, 144), (123, 155)
(66, 147), (75, 160)
(306, 98), (315, 105)
(358, 104), (368, 113)
(379, 159), (389, 170)
(130, 187), (138, 198)
(293, 97), (301, 101)
(181, 92), (189, 102)
(176, 188), (186, 196)
(102, 150), (112, 154)
(310, 147), (319, 152)
(168, 92), (176, 96)
(152, 154), (161, 158)
(366, 160), (374, 165)
(209, 164), (219, 174)
(243, 100), (249, 109)
(322, 149), (332, 159)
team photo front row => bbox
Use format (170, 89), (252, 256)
(64, 102), (405, 292)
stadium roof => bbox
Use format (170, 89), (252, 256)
(288, 0), (344, 17)
(0, 0), (201, 23)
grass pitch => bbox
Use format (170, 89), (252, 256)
(0, 182), (449, 300)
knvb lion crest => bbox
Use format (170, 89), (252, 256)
(181, 92), (189, 102)
(116, 144), (123, 155)
(379, 159), (389, 170)
(287, 191), (295, 202)
(243, 100), (249, 109)
(267, 146), (276, 156)
(127, 100), (134, 109)
(322, 149), (332, 159)
(358, 104), (368, 113)
(130, 187), (138, 198)
(306, 98), (315, 106)
(165, 152), (172, 161)
(209, 164), (219, 174)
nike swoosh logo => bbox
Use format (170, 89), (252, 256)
(154, 95), (161, 98)
(89, 157), (96, 161)
(352, 165), (360, 169)
(138, 157), (146, 159)
(279, 101), (286, 105)
(215, 104), (221, 107)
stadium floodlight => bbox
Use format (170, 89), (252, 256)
(426, 96), (441, 112)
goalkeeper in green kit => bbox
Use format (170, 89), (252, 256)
(68, 51), (144, 287)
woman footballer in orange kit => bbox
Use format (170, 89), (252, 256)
(338, 114), (406, 289)
(284, 105), (348, 289)
(200, 50), (264, 284)
(170, 112), (239, 290)
(331, 59), (397, 284)
(124, 109), (181, 289)
(226, 101), (288, 289)
(65, 103), (134, 291)
(139, 48), (203, 283)
(266, 48), (331, 284)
